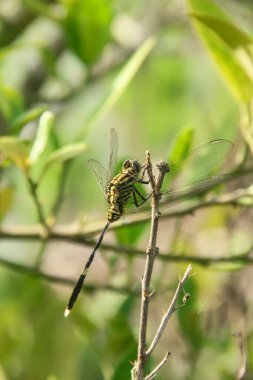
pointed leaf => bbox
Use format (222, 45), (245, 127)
(82, 37), (156, 136)
(11, 105), (48, 133)
(0, 81), (24, 121)
(63, 0), (113, 64)
(0, 185), (13, 220)
(191, 13), (253, 49)
(39, 143), (86, 180)
(188, 0), (253, 103)
(177, 275), (205, 352)
(0, 136), (29, 170)
(167, 125), (194, 163)
(115, 223), (147, 247)
(29, 111), (54, 165)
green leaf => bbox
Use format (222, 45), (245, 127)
(29, 111), (54, 165)
(112, 346), (137, 380)
(39, 143), (86, 181)
(177, 275), (205, 354)
(82, 37), (156, 137)
(188, 0), (253, 103)
(191, 13), (253, 49)
(10, 105), (49, 134)
(77, 345), (104, 380)
(105, 296), (136, 359)
(0, 185), (13, 220)
(62, 0), (113, 64)
(163, 126), (194, 189)
(167, 125), (194, 163)
(0, 81), (24, 122)
(115, 223), (147, 247)
(0, 136), (29, 170)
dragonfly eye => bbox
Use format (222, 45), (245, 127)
(123, 159), (131, 169)
(123, 159), (141, 173)
(132, 160), (141, 173)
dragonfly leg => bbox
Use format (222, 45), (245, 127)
(132, 186), (151, 207)
(137, 178), (149, 185)
(138, 165), (150, 184)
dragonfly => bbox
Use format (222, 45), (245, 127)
(64, 129), (233, 317)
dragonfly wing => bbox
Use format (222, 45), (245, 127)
(107, 128), (118, 183)
(123, 173), (231, 220)
(123, 139), (234, 218)
(163, 139), (234, 190)
(159, 174), (231, 208)
(88, 159), (108, 196)
(132, 140), (233, 192)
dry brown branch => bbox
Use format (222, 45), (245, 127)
(0, 255), (132, 295)
(131, 154), (169, 380)
(146, 264), (192, 357)
(233, 332), (247, 380)
(144, 352), (171, 380)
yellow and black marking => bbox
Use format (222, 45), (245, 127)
(65, 129), (234, 317)
(106, 159), (148, 223)
(65, 159), (149, 317)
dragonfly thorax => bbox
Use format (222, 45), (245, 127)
(106, 159), (142, 223)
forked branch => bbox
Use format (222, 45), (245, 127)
(131, 153), (169, 380)
(131, 154), (193, 379)
(146, 264), (192, 357)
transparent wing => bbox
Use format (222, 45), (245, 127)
(152, 139), (234, 193)
(123, 139), (234, 216)
(107, 128), (118, 184)
(88, 159), (108, 197)
(88, 129), (118, 196)
(137, 139), (233, 192)
(124, 174), (231, 218)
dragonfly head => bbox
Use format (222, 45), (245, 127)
(123, 159), (142, 174)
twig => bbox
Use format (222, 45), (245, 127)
(233, 332), (247, 380)
(1, 225), (253, 267)
(240, 103), (253, 156)
(0, 247), (252, 295)
(132, 154), (169, 380)
(0, 255), (134, 295)
(1, 186), (252, 240)
(146, 264), (192, 357)
(26, 174), (48, 229)
(49, 161), (71, 221)
(85, 166), (253, 232)
(144, 352), (171, 380)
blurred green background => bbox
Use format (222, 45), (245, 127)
(1, 0), (253, 379)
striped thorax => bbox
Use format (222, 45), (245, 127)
(106, 159), (142, 223)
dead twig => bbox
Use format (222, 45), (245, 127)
(144, 352), (171, 380)
(131, 154), (169, 380)
(233, 332), (247, 380)
(146, 264), (192, 357)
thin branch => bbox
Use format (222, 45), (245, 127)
(146, 264), (192, 357)
(0, 255), (133, 295)
(1, 185), (252, 241)
(71, 171), (253, 236)
(26, 174), (48, 229)
(132, 155), (169, 380)
(49, 161), (71, 222)
(1, 226), (253, 268)
(233, 332), (247, 380)
(144, 352), (171, 380)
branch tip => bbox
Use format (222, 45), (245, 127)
(148, 289), (156, 298)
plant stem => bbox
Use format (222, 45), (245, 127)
(26, 174), (48, 229)
(132, 155), (169, 380)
